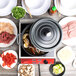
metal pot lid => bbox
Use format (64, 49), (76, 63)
(29, 18), (62, 52)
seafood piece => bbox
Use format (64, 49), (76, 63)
(23, 34), (29, 48)
(23, 34), (28, 40)
(24, 39), (29, 48)
(0, 22), (14, 34)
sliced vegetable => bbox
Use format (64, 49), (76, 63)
(53, 64), (64, 75)
(1, 52), (17, 68)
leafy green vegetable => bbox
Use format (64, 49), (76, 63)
(12, 6), (26, 19)
(53, 64), (64, 75)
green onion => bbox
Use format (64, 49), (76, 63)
(12, 6), (26, 19)
(53, 64), (64, 75)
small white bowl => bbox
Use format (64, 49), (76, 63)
(12, 6), (26, 19)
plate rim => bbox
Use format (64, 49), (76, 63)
(0, 0), (17, 16)
(22, 0), (51, 16)
(54, 0), (76, 16)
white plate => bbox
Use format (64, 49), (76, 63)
(22, 0), (51, 16)
(54, 0), (76, 16)
(0, 0), (17, 16)
(0, 18), (17, 47)
(59, 17), (76, 46)
(18, 64), (35, 76)
(0, 50), (18, 69)
(60, 0), (76, 9)
(57, 46), (75, 65)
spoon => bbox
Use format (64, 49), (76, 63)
(23, 0), (33, 18)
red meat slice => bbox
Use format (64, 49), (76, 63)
(0, 32), (15, 44)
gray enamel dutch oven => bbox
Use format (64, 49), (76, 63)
(29, 18), (62, 52)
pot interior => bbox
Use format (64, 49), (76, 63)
(21, 24), (48, 56)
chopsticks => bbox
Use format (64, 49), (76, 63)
(22, 0), (33, 18)
(57, 0), (61, 16)
(38, 64), (41, 76)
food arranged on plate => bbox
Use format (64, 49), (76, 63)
(0, 18), (17, 47)
(0, 22), (15, 44)
(62, 20), (76, 40)
(18, 64), (35, 76)
(0, 22), (14, 34)
(49, 62), (65, 76)
(57, 46), (75, 64)
(0, 50), (18, 69)
(12, 6), (26, 19)
(59, 17), (76, 46)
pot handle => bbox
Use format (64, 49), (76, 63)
(17, 33), (22, 45)
(44, 49), (56, 58)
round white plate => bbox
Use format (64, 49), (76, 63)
(0, 50), (18, 69)
(18, 64), (35, 76)
(54, 0), (76, 16)
(59, 17), (76, 46)
(0, 0), (17, 16)
(22, 0), (51, 16)
(0, 18), (17, 47)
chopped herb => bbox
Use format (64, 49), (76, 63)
(12, 6), (26, 19)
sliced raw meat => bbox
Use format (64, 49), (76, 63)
(0, 32), (15, 44)
(62, 20), (76, 40)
